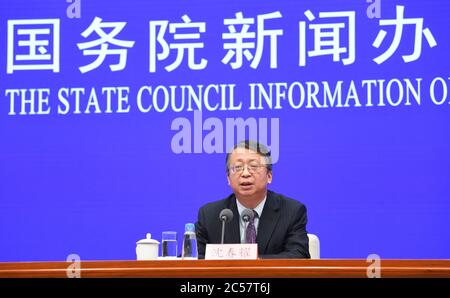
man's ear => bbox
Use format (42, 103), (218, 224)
(227, 175), (231, 185)
(267, 171), (273, 184)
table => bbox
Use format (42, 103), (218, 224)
(1, 259), (449, 278)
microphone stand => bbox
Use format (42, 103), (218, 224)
(242, 215), (249, 244)
(221, 217), (226, 244)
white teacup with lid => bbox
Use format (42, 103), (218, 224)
(136, 233), (160, 260)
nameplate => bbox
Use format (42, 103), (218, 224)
(205, 244), (258, 260)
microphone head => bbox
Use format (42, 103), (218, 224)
(241, 209), (254, 223)
(219, 208), (234, 223)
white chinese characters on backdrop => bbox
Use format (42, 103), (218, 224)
(5, 6), (438, 74)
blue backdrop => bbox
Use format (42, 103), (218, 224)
(0, 0), (449, 261)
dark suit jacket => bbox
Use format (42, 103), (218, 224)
(195, 190), (310, 259)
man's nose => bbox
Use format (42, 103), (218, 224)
(240, 165), (252, 177)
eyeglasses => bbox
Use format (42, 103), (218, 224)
(229, 163), (266, 174)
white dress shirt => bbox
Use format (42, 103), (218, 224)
(236, 196), (267, 244)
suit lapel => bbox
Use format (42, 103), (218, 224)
(256, 191), (280, 254)
(225, 195), (241, 244)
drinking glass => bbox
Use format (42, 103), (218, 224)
(161, 231), (177, 258)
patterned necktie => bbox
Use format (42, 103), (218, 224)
(245, 210), (258, 244)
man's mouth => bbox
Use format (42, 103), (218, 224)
(240, 182), (253, 187)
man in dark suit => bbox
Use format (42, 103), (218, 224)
(195, 140), (310, 259)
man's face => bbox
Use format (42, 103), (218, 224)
(227, 148), (272, 201)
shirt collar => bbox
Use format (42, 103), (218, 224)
(236, 195), (267, 219)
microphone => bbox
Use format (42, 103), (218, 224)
(241, 209), (254, 223)
(219, 208), (233, 244)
